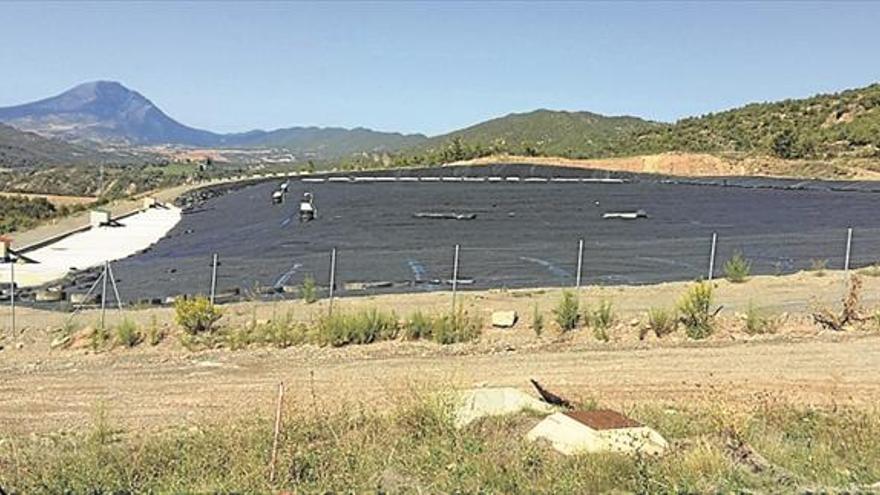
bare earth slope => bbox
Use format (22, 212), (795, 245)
(1, 333), (877, 435)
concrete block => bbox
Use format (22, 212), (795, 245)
(455, 387), (555, 428)
(491, 310), (518, 328)
(526, 410), (668, 456)
(90, 209), (111, 228)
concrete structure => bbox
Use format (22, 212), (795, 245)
(0, 236), (9, 262)
(0, 206), (181, 288)
(455, 387), (555, 428)
(526, 409), (668, 456)
(491, 310), (518, 328)
(90, 209), (111, 228)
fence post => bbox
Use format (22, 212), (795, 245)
(575, 239), (584, 289)
(451, 244), (460, 314)
(210, 253), (219, 305)
(269, 381), (284, 484)
(9, 261), (15, 338)
(708, 232), (717, 281)
(107, 262), (123, 310)
(100, 261), (108, 329)
(328, 247), (337, 316)
(844, 227), (853, 273)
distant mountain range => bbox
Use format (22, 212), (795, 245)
(0, 81), (427, 156)
(1, 80), (878, 168)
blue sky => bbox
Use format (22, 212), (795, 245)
(0, 1), (878, 135)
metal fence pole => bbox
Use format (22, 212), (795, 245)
(575, 238), (584, 289)
(328, 247), (337, 316)
(100, 261), (108, 329)
(708, 232), (718, 281)
(10, 261), (15, 338)
(844, 227), (853, 273)
(210, 253), (219, 305)
(451, 244), (460, 314)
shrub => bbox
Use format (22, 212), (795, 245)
(90, 325), (110, 350)
(532, 304), (544, 337)
(645, 307), (676, 339)
(264, 313), (308, 348)
(860, 264), (880, 277)
(174, 296), (223, 335)
(316, 308), (398, 347)
(430, 309), (482, 345)
(587, 300), (614, 329)
(404, 310), (433, 340)
(723, 251), (751, 283)
(115, 319), (142, 348)
(553, 290), (580, 332)
(677, 281), (716, 339)
(809, 258), (828, 276)
(300, 275), (318, 304)
(744, 301), (773, 335)
(586, 300), (614, 341)
(146, 315), (164, 346)
(812, 274), (865, 331)
(401, 309), (482, 344)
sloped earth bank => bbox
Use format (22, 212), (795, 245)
(45, 163), (880, 306)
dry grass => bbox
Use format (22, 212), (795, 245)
(2, 392), (878, 493)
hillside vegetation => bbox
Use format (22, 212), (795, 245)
(424, 109), (659, 157)
(343, 83), (880, 171)
(0, 124), (99, 168)
(0, 195), (60, 234)
(231, 126), (427, 157)
(629, 83), (880, 159)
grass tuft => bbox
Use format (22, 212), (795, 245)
(553, 290), (580, 332)
(585, 300), (614, 341)
(644, 307), (677, 339)
(677, 281), (716, 340)
(531, 303), (544, 337)
(114, 318), (142, 348)
(723, 250), (751, 283)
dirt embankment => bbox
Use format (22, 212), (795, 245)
(0, 192), (97, 207)
(461, 152), (880, 180)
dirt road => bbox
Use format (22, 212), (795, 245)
(2, 333), (878, 435)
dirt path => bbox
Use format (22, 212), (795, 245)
(2, 333), (878, 435)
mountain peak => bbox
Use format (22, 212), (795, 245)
(0, 80), (220, 146)
(68, 80), (140, 100)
